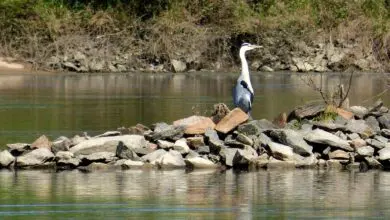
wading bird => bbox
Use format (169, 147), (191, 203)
(233, 43), (262, 114)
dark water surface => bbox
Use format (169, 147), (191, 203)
(0, 71), (389, 147)
(1, 169), (390, 219)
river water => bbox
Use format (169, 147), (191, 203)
(1, 169), (390, 219)
(0, 71), (390, 218)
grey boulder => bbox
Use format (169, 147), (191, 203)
(304, 129), (353, 151)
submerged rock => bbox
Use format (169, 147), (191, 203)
(185, 156), (218, 169)
(155, 150), (186, 169)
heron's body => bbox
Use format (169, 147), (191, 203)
(233, 43), (261, 114)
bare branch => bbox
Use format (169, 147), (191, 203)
(338, 71), (354, 108)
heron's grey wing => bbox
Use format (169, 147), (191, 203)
(233, 80), (254, 113)
(240, 80), (254, 103)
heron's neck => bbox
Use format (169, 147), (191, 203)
(239, 49), (253, 92)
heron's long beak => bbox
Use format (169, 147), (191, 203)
(253, 45), (263, 49)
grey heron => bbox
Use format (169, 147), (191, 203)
(233, 42), (262, 114)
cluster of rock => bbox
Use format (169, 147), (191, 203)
(256, 40), (382, 73)
(43, 34), (384, 73)
(2, 101), (390, 171)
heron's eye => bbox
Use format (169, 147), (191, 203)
(241, 43), (250, 47)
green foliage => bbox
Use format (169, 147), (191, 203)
(313, 105), (338, 122)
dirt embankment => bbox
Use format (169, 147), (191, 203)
(0, 1), (389, 74)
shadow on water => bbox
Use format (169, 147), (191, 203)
(0, 71), (388, 146)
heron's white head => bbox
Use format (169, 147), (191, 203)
(240, 42), (262, 53)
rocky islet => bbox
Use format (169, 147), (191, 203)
(1, 101), (390, 172)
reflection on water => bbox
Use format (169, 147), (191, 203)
(0, 72), (388, 146)
(0, 169), (390, 218)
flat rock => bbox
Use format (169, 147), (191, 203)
(16, 148), (55, 167)
(235, 132), (253, 146)
(79, 152), (116, 163)
(224, 135), (247, 148)
(142, 149), (167, 162)
(219, 148), (238, 167)
(196, 146), (210, 154)
(267, 157), (295, 169)
(185, 157), (218, 169)
(378, 147), (390, 161)
(155, 150), (186, 169)
(382, 129), (390, 138)
(57, 158), (80, 168)
(378, 113), (390, 129)
(233, 146), (258, 167)
(268, 142), (294, 161)
(173, 116), (215, 135)
(116, 141), (141, 160)
(269, 129), (313, 156)
(237, 119), (278, 136)
(329, 149), (349, 160)
(365, 116), (381, 133)
(304, 129), (353, 151)
(186, 136), (205, 149)
(204, 128), (220, 141)
(345, 119), (374, 138)
(80, 162), (111, 171)
(52, 136), (72, 153)
(294, 154), (317, 168)
(0, 150), (15, 167)
(70, 135), (148, 155)
(351, 138), (366, 149)
(336, 108), (354, 120)
(347, 133), (361, 140)
(289, 103), (326, 119)
(157, 140), (174, 149)
(365, 157), (382, 168)
(71, 135), (88, 146)
(215, 108), (249, 134)
(31, 135), (52, 149)
(94, 131), (121, 138)
(251, 154), (269, 168)
(119, 124), (150, 135)
(312, 121), (345, 131)
(150, 123), (184, 141)
(121, 159), (145, 169)
(55, 151), (74, 160)
(356, 146), (374, 157)
(173, 138), (190, 154)
(326, 159), (345, 169)
(366, 138), (387, 149)
(349, 106), (368, 118)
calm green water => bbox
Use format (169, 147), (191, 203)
(0, 169), (390, 219)
(1, 72), (390, 218)
(0, 71), (388, 147)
